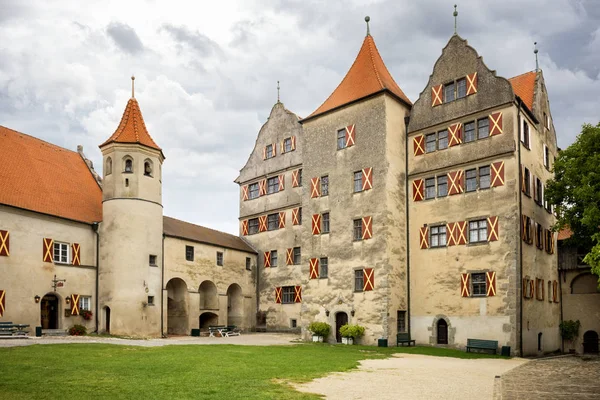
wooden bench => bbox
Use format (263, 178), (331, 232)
(0, 322), (30, 338)
(397, 332), (415, 346)
(208, 325), (241, 337)
(466, 338), (498, 354)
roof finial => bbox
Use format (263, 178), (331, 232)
(453, 5), (458, 35)
(277, 80), (280, 103)
(534, 42), (539, 72)
(365, 16), (370, 37)
(131, 75), (135, 98)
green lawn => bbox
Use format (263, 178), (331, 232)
(0, 344), (502, 399)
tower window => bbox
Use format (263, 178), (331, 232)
(106, 157), (112, 176)
(124, 158), (133, 173)
(149, 255), (157, 266)
(216, 251), (223, 266)
(185, 246), (194, 261)
(144, 160), (153, 177)
(147, 296), (155, 305)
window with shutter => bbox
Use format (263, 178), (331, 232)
(0, 290), (5, 317)
(0, 230), (9, 257)
(489, 112), (503, 136)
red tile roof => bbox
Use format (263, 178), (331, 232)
(0, 126), (103, 224)
(557, 228), (573, 241)
(305, 34), (412, 120)
(100, 98), (162, 152)
(508, 71), (536, 112)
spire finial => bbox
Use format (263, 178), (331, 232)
(365, 16), (370, 36)
(534, 42), (539, 72)
(277, 80), (280, 103)
(131, 75), (135, 98)
(453, 5), (458, 35)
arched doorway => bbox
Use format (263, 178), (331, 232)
(199, 312), (219, 330)
(538, 332), (543, 351)
(166, 278), (189, 335)
(40, 293), (60, 329)
(335, 312), (348, 343)
(199, 280), (218, 310)
(104, 306), (111, 334)
(583, 331), (599, 354)
(226, 284), (243, 327)
(437, 319), (448, 344)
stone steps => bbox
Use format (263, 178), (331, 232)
(42, 329), (68, 336)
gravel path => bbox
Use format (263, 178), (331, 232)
(294, 353), (528, 400)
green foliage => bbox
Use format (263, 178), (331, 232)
(68, 324), (87, 336)
(339, 324), (365, 339)
(545, 122), (600, 284)
(308, 321), (331, 337)
(559, 320), (581, 341)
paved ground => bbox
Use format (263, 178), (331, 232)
(500, 355), (600, 399)
(294, 353), (528, 400)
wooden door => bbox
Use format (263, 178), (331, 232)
(437, 319), (448, 344)
(335, 312), (348, 343)
(40, 294), (58, 329)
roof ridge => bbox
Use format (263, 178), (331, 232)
(163, 215), (240, 239)
(508, 70), (537, 80)
(366, 36), (384, 90)
(0, 125), (78, 154)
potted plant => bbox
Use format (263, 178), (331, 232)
(81, 310), (93, 321)
(339, 324), (365, 345)
(308, 321), (331, 342)
(560, 319), (580, 353)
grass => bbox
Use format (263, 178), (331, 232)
(0, 343), (503, 399)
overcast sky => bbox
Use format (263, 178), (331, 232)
(1, 0), (598, 234)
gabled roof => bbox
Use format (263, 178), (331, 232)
(100, 98), (162, 152)
(0, 126), (103, 224)
(557, 228), (574, 241)
(304, 34), (412, 121)
(508, 71), (536, 112)
(163, 216), (256, 253)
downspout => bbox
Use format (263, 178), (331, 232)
(404, 115), (411, 335)
(516, 99), (523, 356)
(92, 222), (100, 333)
(161, 234), (165, 337)
(558, 267), (564, 353)
(255, 252), (260, 332)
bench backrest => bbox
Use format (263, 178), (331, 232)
(397, 332), (411, 341)
(0, 322), (14, 325)
(467, 338), (498, 348)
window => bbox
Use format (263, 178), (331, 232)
(522, 121), (530, 149)
(265, 144), (274, 159)
(464, 121), (475, 142)
(149, 255), (157, 266)
(320, 176), (329, 196)
(524, 167), (531, 196)
(290, 319), (297, 328)
(536, 224), (543, 249)
(105, 157), (112, 176)
(245, 257), (252, 271)
(322, 212), (330, 233)
(147, 296), (155, 305)
(536, 178), (543, 205)
(354, 270), (364, 292)
(425, 178), (436, 200)
(267, 177), (279, 194)
(457, 78), (467, 99)
(353, 219), (363, 241)
(438, 130), (448, 150)
(144, 160), (153, 177)
(293, 247), (301, 265)
(337, 129), (346, 150)
(469, 220), (488, 243)
(544, 112), (549, 129)
(284, 137), (292, 153)
(437, 175), (448, 197)
(282, 286), (294, 304)
(124, 158), (133, 173)
(397, 311), (406, 333)
(216, 251), (223, 266)
(477, 118), (489, 139)
(298, 169), (303, 186)
(248, 218), (259, 235)
(319, 257), (328, 278)
(444, 82), (455, 102)
(354, 171), (362, 193)
(430, 225), (447, 247)
(298, 207), (303, 225)
(544, 146), (550, 169)
(270, 250), (278, 267)
(471, 273), (486, 296)
(249, 183), (259, 199)
(79, 296), (92, 311)
(479, 166), (490, 189)
(185, 245), (194, 261)
(425, 133), (436, 153)
(466, 169), (477, 192)
(267, 213), (278, 231)
(53, 242), (69, 264)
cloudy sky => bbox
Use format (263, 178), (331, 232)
(1, 0), (598, 234)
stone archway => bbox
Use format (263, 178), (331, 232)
(166, 278), (189, 335)
(199, 280), (219, 310)
(226, 283), (243, 327)
(199, 312), (219, 330)
(428, 315), (455, 346)
(40, 293), (61, 330)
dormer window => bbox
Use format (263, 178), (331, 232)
(144, 160), (153, 177)
(124, 158), (133, 173)
(105, 157), (112, 176)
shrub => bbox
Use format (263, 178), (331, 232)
(339, 324), (365, 339)
(560, 320), (580, 341)
(69, 324), (87, 336)
(308, 322), (331, 337)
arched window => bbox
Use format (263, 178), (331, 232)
(144, 159), (153, 177)
(124, 157), (133, 173)
(105, 157), (112, 176)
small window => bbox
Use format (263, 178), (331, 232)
(79, 296), (92, 311)
(249, 183), (259, 199)
(337, 129), (346, 150)
(437, 175), (448, 197)
(271, 250), (278, 267)
(354, 171), (363, 193)
(248, 218), (259, 235)
(353, 219), (363, 241)
(479, 166), (491, 189)
(536, 224), (543, 249)
(144, 160), (153, 177)
(477, 118), (489, 139)
(464, 121), (475, 142)
(319, 257), (328, 278)
(425, 178), (436, 200)
(469, 220), (488, 243)
(267, 177), (279, 194)
(536, 178), (543, 205)
(124, 158), (133, 173)
(185, 245), (194, 261)
(397, 311), (406, 333)
(53, 242), (70, 264)
(465, 169), (477, 192)
(456, 78), (467, 99)
(267, 213), (278, 231)
(444, 82), (455, 102)
(147, 296), (155, 305)
(290, 319), (297, 328)
(284, 137), (292, 153)
(544, 112), (549, 129)
(298, 207), (303, 225)
(438, 130), (448, 150)
(321, 212), (330, 233)
(425, 133), (436, 153)
(524, 167), (531, 196)
(149, 255), (157, 266)
(216, 251), (223, 266)
(544, 146), (550, 169)
(321, 176), (329, 196)
(298, 169), (303, 186)
(430, 225), (447, 247)
(471, 273), (487, 296)
(354, 270), (364, 292)
(293, 247), (301, 265)
(245, 257), (252, 271)
(105, 157), (112, 176)
(265, 144), (274, 159)
(125, 178), (129, 187)
(282, 286), (294, 303)
(522, 121), (530, 149)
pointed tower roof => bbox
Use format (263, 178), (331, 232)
(508, 71), (537, 112)
(304, 32), (412, 121)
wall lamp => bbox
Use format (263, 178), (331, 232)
(351, 309), (355, 317)
(66, 296), (71, 305)
(325, 309), (330, 317)
(34, 295), (41, 303)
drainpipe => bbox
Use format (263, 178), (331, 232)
(255, 252), (260, 332)
(404, 115), (411, 335)
(516, 99), (523, 356)
(558, 268), (564, 353)
(161, 234), (165, 337)
(92, 222), (100, 333)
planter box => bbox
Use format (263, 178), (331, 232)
(312, 335), (323, 343)
(342, 337), (354, 345)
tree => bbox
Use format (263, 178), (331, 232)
(545, 122), (600, 284)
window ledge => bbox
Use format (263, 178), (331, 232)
(466, 241), (488, 247)
(149, 264), (158, 267)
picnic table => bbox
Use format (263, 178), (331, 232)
(0, 322), (30, 337)
(208, 325), (241, 337)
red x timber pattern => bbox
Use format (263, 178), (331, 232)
(487, 216), (499, 242)
(70, 294), (80, 315)
(286, 248), (293, 265)
(292, 208), (300, 225)
(363, 268), (374, 291)
(292, 170), (300, 187)
(242, 185), (249, 201)
(294, 286), (302, 303)
(259, 179), (267, 196)
(448, 123), (462, 147)
(448, 170), (464, 195)
(419, 227), (429, 249)
(241, 220), (248, 236)
(345, 125), (356, 147)
(0, 230), (9, 256)
(43, 238), (54, 262)
(71, 243), (81, 266)
(310, 177), (320, 198)
(275, 287), (282, 303)
(461, 273), (471, 297)
(490, 161), (505, 187)
(466, 72), (478, 95)
(431, 84), (443, 106)
(361, 217), (372, 240)
(312, 214), (321, 235)
(0, 290), (5, 317)
(455, 221), (467, 245)
(278, 212), (286, 229)
(446, 222), (457, 246)
(489, 112), (503, 136)
(362, 168), (373, 191)
(291, 136), (296, 150)
(413, 135), (425, 156)
(412, 179), (424, 201)
(278, 174), (285, 191)
(486, 271), (497, 296)
(263, 251), (271, 268)
(309, 258), (319, 279)
(259, 216), (267, 232)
